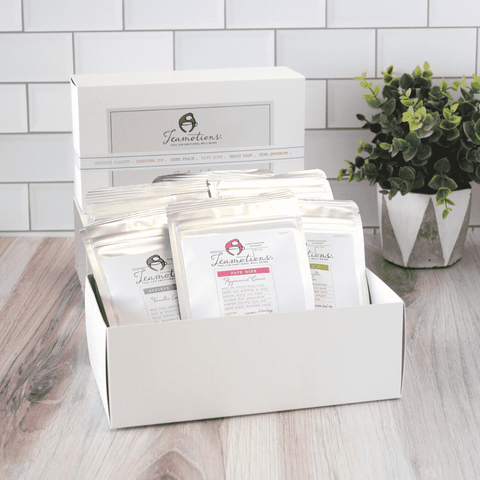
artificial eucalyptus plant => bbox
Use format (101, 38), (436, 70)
(338, 62), (480, 217)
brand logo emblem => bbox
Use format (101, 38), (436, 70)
(178, 113), (198, 133)
(146, 254), (166, 271)
(225, 239), (244, 256)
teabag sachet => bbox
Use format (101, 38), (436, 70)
(299, 199), (369, 309)
(80, 209), (180, 327)
(152, 169), (272, 184)
(208, 169), (333, 200)
(85, 179), (210, 222)
(167, 190), (315, 320)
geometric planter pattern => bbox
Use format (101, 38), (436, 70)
(377, 187), (472, 268)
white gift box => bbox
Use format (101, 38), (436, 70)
(85, 270), (405, 429)
(71, 67), (306, 210)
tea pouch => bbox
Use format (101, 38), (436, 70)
(152, 169), (272, 184)
(299, 200), (369, 309)
(85, 179), (209, 222)
(167, 190), (315, 320)
(80, 208), (180, 327)
(209, 169), (333, 200)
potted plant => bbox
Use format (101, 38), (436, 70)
(338, 62), (479, 267)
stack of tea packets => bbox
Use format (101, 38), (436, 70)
(80, 169), (369, 327)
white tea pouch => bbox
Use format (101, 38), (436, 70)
(152, 169), (272, 184)
(167, 190), (315, 320)
(80, 209), (180, 327)
(209, 169), (333, 200)
(299, 200), (369, 309)
(85, 179), (209, 222)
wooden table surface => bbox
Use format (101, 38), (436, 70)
(1, 232), (480, 480)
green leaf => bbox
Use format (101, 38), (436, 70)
(372, 84), (381, 96)
(381, 97), (396, 116)
(405, 131), (421, 148)
(399, 166), (416, 182)
(430, 86), (442, 98)
(389, 177), (404, 190)
(440, 78), (448, 90)
(356, 113), (366, 122)
(400, 73), (413, 90)
(463, 121), (480, 145)
(402, 145), (418, 162)
(413, 172), (425, 191)
(417, 144), (432, 161)
(440, 119), (460, 130)
(428, 174), (458, 191)
(430, 129), (443, 143)
(472, 81), (480, 93)
(460, 159), (475, 172)
(393, 137), (408, 151)
(362, 93), (382, 108)
(445, 128), (460, 142)
(363, 163), (378, 177)
(461, 87), (472, 101)
(451, 80), (461, 91)
(379, 142), (391, 151)
(412, 65), (422, 77)
(474, 119), (480, 140)
(423, 61), (430, 71)
(355, 71), (367, 81)
(436, 187), (451, 203)
(442, 90), (453, 100)
(466, 150), (477, 163)
(433, 157), (451, 173)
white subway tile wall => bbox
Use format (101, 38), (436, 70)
(124, 0), (224, 30)
(74, 32), (174, 74)
(0, 0), (479, 235)
(226, 0), (326, 29)
(0, 0), (22, 32)
(28, 84), (72, 132)
(0, 85), (28, 133)
(23, 0), (123, 32)
(175, 30), (274, 70)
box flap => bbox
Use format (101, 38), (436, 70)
(85, 275), (111, 424)
(85, 270), (405, 429)
(367, 268), (406, 394)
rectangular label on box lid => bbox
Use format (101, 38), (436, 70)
(109, 103), (271, 155)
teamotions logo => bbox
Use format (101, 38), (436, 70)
(146, 254), (167, 271)
(225, 239), (244, 256)
(178, 112), (198, 132)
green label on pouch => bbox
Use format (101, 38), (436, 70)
(310, 263), (329, 271)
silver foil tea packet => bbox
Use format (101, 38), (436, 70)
(209, 169), (333, 200)
(85, 179), (210, 222)
(299, 199), (369, 309)
(167, 190), (315, 320)
(152, 168), (272, 184)
(80, 209), (180, 327)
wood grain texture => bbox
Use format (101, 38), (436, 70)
(1, 233), (480, 480)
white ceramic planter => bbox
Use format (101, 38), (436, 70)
(377, 186), (472, 268)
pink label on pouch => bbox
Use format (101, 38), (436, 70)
(217, 267), (270, 277)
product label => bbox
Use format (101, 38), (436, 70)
(109, 103), (271, 154)
(180, 229), (312, 319)
(102, 252), (180, 325)
(216, 266), (278, 316)
(74, 146), (305, 169)
(305, 233), (359, 309)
